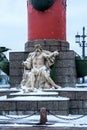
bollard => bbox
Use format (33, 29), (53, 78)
(40, 107), (47, 124)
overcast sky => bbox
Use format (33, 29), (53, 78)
(0, 0), (87, 58)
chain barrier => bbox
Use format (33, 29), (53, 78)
(0, 110), (86, 122)
(0, 111), (39, 121)
(48, 110), (86, 121)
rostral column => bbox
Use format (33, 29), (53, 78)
(25, 0), (77, 87)
(25, 0), (68, 53)
(9, 0), (76, 87)
(27, 0), (66, 41)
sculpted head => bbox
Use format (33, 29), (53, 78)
(34, 44), (42, 52)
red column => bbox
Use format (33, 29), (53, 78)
(27, 0), (66, 41)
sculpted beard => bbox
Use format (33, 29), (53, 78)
(35, 47), (42, 56)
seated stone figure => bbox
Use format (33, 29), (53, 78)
(21, 44), (61, 92)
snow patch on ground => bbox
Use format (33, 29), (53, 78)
(0, 84), (87, 127)
(0, 115), (87, 128)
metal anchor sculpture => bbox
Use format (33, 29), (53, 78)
(0, 47), (9, 75)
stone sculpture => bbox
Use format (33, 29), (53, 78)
(0, 47), (9, 75)
(21, 44), (61, 92)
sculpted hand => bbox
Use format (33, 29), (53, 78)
(53, 51), (59, 56)
(22, 61), (26, 66)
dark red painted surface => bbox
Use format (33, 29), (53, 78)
(27, 0), (66, 41)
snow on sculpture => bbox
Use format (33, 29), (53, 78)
(21, 44), (61, 92)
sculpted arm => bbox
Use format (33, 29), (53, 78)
(23, 53), (33, 70)
(43, 50), (59, 58)
(49, 50), (59, 57)
(42, 50), (59, 68)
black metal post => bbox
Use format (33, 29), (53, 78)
(82, 27), (85, 83)
(82, 27), (85, 59)
(75, 27), (87, 83)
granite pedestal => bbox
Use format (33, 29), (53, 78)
(9, 39), (77, 88)
(0, 90), (69, 115)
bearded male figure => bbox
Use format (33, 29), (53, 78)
(21, 44), (61, 92)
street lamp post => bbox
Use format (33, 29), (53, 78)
(75, 27), (87, 83)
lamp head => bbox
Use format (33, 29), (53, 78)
(75, 33), (80, 43)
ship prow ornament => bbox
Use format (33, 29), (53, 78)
(29, 0), (56, 11)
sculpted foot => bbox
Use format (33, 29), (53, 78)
(54, 85), (61, 89)
(28, 87), (34, 92)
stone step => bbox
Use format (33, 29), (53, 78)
(0, 94), (69, 115)
(7, 90), (59, 98)
(43, 87), (87, 115)
(0, 88), (20, 96)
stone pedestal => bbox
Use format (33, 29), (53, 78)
(0, 90), (69, 115)
(25, 39), (69, 52)
(9, 39), (77, 87)
(9, 52), (28, 87)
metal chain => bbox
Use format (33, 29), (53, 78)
(0, 110), (86, 122)
(48, 111), (86, 121)
(1, 111), (39, 120)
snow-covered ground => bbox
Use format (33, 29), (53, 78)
(0, 84), (10, 88)
(0, 114), (87, 128)
(0, 82), (87, 128)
